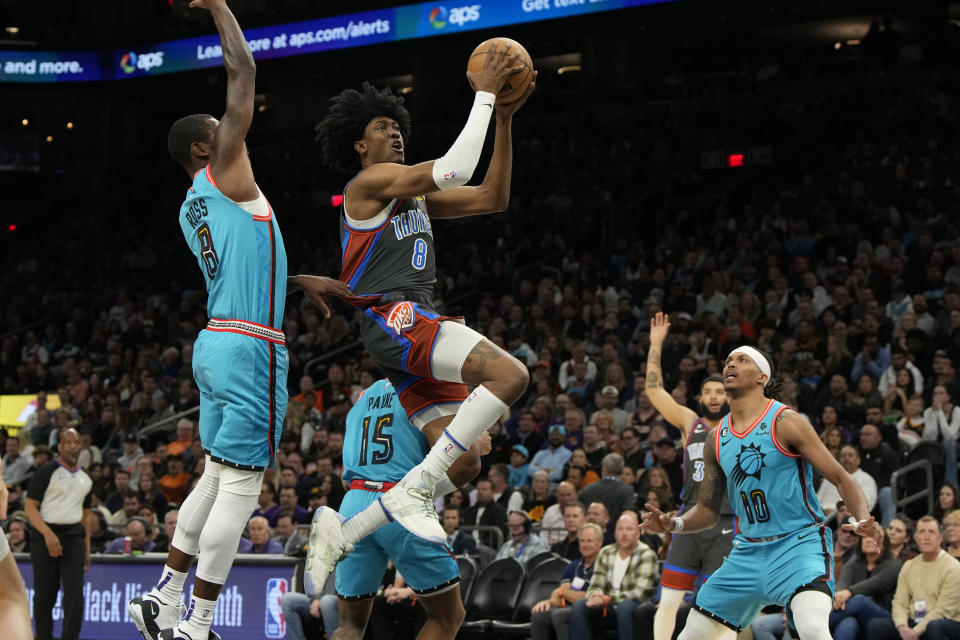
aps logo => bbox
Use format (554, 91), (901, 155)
(429, 5), (481, 29)
(120, 50), (165, 74)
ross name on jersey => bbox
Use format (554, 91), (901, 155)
(391, 207), (433, 241)
(366, 391), (394, 412)
(686, 441), (705, 462)
(185, 198), (209, 229)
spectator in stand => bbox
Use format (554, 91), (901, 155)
(934, 484), (959, 521)
(153, 509), (178, 553)
(865, 516), (960, 639)
(508, 411), (545, 458)
(2, 437), (31, 487)
(165, 419), (194, 458)
(441, 507), (477, 556)
(293, 375), (324, 412)
(253, 483), (281, 528)
(828, 533), (902, 640)
(651, 439), (684, 502)
(7, 518), (29, 553)
(103, 468), (130, 514)
(530, 426), (573, 484)
(75, 429), (102, 470)
(157, 454), (190, 505)
(897, 395), (927, 447)
(524, 470), (557, 522)
(272, 511), (308, 555)
(569, 511), (658, 640)
(580, 425), (606, 471)
(565, 449), (601, 487)
(558, 343), (598, 391)
(924, 385), (960, 484)
(530, 522), (601, 640)
(926, 352), (960, 407)
(107, 490), (141, 528)
(887, 514), (919, 562)
(943, 510), (960, 561)
(550, 502), (586, 560)
(817, 445), (877, 516)
(541, 481), (578, 544)
(116, 432), (143, 474)
(821, 424), (847, 460)
(879, 345), (924, 396)
(495, 510), (550, 563)
(508, 445), (530, 487)
(487, 463), (525, 512)
(462, 478), (508, 548)
(278, 486), (309, 523)
(859, 424), (898, 525)
(238, 516), (283, 554)
(577, 453), (634, 535)
(619, 426), (645, 472)
(592, 386), (629, 430)
(104, 517), (155, 554)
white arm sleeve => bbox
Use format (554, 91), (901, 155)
(431, 91), (496, 190)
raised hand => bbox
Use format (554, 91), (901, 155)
(467, 42), (525, 95)
(650, 312), (671, 347)
(496, 71), (538, 118)
(640, 502), (676, 534)
(841, 516), (884, 546)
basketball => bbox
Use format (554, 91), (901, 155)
(467, 37), (534, 104)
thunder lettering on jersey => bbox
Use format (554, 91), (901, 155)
(339, 190), (436, 299)
(179, 166), (287, 328)
(342, 379), (429, 484)
(714, 399), (824, 540)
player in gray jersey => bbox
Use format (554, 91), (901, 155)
(644, 312), (734, 640)
(303, 43), (537, 591)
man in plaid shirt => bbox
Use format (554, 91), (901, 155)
(569, 510), (659, 640)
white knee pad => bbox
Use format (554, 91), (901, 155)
(194, 467), (263, 585)
(171, 458), (222, 555)
(789, 590), (832, 640)
(431, 320), (482, 384)
(0, 528), (9, 562)
(677, 609), (737, 640)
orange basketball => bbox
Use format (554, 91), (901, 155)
(467, 37), (534, 104)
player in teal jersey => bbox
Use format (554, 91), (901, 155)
(127, 2), (347, 640)
(643, 346), (884, 640)
(320, 378), (480, 640)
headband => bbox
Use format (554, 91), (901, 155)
(728, 346), (772, 388)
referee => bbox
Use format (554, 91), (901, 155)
(24, 427), (92, 640)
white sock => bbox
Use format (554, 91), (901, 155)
(654, 587), (687, 640)
(179, 594), (218, 640)
(432, 474), (457, 500)
(148, 566), (187, 607)
(342, 499), (391, 544)
(403, 385), (508, 489)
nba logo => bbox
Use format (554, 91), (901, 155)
(265, 578), (287, 638)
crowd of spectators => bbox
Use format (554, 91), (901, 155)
(4, 20), (960, 640)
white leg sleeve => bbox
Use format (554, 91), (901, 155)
(171, 457), (222, 556)
(431, 320), (483, 384)
(431, 91), (495, 189)
(654, 587), (688, 640)
(194, 467), (263, 585)
(789, 590), (833, 640)
(677, 609), (737, 640)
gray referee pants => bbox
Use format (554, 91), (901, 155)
(29, 523), (86, 640)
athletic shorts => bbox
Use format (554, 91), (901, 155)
(694, 525), (834, 632)
(359, 300), (470, 427)
(193, 328), (288, 470)
(335, 488), (459, 599)
(661, 514), (735, 591)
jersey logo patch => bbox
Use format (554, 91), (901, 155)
(386, 301), (415, 335)
(732, 443), (766, 486)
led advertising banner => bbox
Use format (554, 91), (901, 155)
(18, 556), (297, 640)
(1, 0), (674, 83)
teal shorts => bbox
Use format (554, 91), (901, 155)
(335, 489), (459, 599)
(693, 525), (834, 632)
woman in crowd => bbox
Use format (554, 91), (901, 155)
(523, 470), (556, 522)
(934, 483), (959, 521)
(882, 368), (914, 416)
(943, 509), (960, 560)
(820, 424), (846, 461)
(886, 514), (918, 561)
(644, 486), (673, 513)
(828, 532), (902, 640)
(319, 472), (345, 511)
(564, 449), (600, 485)
(636, 465), (673, 503)
(853, 374), (883, 409)
(137, 471), (169, 519)
(896, 395), (926, 448)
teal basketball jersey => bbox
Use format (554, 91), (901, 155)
(342, 379), (429, 484)
(179, 166), (287, 329)
(715, 399), (825, 540)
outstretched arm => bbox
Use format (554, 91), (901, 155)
(642, 428), (723, 534)
(776, 409), (884, 544)
(427, 74), (536, 219)
(193, 0), (258, 201)
(646, 312), (697, 439)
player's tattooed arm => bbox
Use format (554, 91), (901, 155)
(644, 312), (697, 438)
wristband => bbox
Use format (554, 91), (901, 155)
(672, 517), (684, 533)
